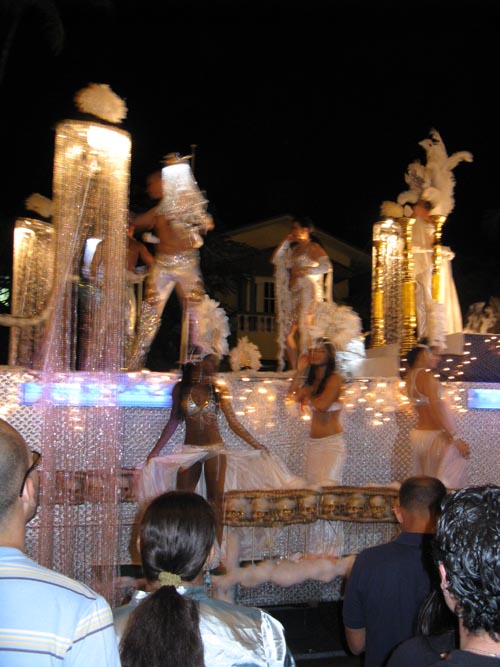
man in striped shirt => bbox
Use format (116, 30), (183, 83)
(0, 419), (120, 666)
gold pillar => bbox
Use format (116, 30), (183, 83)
(371, 239), (386, 347)
(371, 219), (403, 346)
(430, 214), (447, 302)
(399, 217), (417, 354)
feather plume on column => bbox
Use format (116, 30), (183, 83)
(418, 128), (473, 215)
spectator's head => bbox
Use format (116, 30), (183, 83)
(433, 485), (500, 639)
(0, 420), (40, 535)
(394, 476), (447, 533)
(120, 491), (216, 667)
(139, 490), (216, 584)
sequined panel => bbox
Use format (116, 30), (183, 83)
(1, 368), (498, 607)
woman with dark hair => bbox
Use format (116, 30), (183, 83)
(144, 354), (268, 541)
(114, 491), (295, 667)
(386, 576), (459, 665)
(404, 339), (470, 488)
(143, 354), (304, 548)
(272, 217), (333, 371)
(287, 338), (345, 486)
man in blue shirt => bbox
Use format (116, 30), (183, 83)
(0, 419), (121, 666)
(342, 475), (446, 667)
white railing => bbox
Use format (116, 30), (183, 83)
(237, 313), (276, 333)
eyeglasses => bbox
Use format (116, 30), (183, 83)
(18, 450), (42, 497)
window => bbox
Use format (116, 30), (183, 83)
(263, 281), (275, 314)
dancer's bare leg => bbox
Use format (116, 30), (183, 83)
(285, 324), (299, 370)
(177, 461), (203, 492)
(204, 454), (227, 549)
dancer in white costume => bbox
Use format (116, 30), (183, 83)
(407, 198), (463, 343)
(394, 129), (472, 349)
(286, 337), (346, 556)
(272, 217), (333, 371)
(142, 354), (306, 547)
(287, 338), (346, 486)
(124, 221), (155, 334)
(405, 340), (470, 488)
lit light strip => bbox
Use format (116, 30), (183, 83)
(20, 373), (174, 408)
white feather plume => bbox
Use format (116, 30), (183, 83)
(74, 83), (127, 124)
(24, 193), (53, 218)
(307, 301), (363, 351)
(379, 200), (404, 219)
(397, 160), (428, 206)
(191, 295), (230, 358)
(428, 301), (447, 351)
(229, 336), (262, 371)
(419, 128), (473, 216)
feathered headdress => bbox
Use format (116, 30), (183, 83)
(74, 83), (127, 124)
(379, 200), (404, 219)
(417, 128), (473, 216)
(24, 193), (53, 219)
(229, 336), (261, 372)
(158, 153), (207, 219)
(397, 129), (473, 216)
(381, 129), (473, 219)
(397, 159), (430, 209)
(190, 295), (230, 359)
(306, 301), (363, 352)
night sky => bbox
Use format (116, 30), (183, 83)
(1, 0), (500, 307)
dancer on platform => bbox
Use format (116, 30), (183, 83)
(145, 354), (263, 540)
(408, 196), (463, 346)
(287, 337), (346, 486)
(142, 352), (305, 548)
(405, 339), (470, 488)
(286, 336), (346, 556)
(127, 155), (214, 370)
(90, 218), (154, 357)
(114, 490), (295, 667)
(124, 220), (155, 355)
(381, 129), (472, 350)
(272, 216), (333, 371)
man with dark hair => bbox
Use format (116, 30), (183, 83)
(0, 420), (120, 665)
(430, 485), (500, 664)
(342, 475), (447, 667)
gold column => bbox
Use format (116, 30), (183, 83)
(430, 214), (447, 302)
(399, 217), (417, 354)
(371, 239), (386, 347)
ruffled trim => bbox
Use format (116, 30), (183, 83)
(273, 242), (292, 371)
